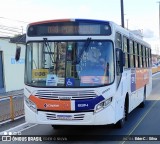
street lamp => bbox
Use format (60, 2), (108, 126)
(121, 0), (125, 28)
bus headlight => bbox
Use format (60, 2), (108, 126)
(24, 96), (37, 113)
(94, 98), (112, 113)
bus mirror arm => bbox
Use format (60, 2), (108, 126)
(15, 46), (21, 61)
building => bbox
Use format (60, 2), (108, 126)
(152, 54), (160, 65)
(0, 36), (25, 93)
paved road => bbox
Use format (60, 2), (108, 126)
(1, 73), (160, 144)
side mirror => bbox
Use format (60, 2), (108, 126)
(116, 48), (125, 74)
(15, 46), (21, 61)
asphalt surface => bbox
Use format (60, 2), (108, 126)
(1, 73), (160, 144)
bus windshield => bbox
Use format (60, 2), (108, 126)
(25, 40), (114, 87)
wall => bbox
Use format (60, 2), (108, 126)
(0, 38), (25, 92)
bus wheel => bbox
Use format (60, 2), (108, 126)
(116, 104), (126, 128)
(139, 87), (146, 108)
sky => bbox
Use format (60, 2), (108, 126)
(0, 0), (159, 53)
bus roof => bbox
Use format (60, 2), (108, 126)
(28, 18), (151, 48)
(29, 18), (110, 26)
(109, 21), (151, 47)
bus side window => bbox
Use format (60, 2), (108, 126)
(146, 47), (149, 67)
(142, 46), (146, 68)
(134, 42), (138, 68)
(123, 36), (129, 68)
(141, 45), (144, 68)
(141, 45), (147, 67)
(115, 32), (122, 49)
(138, 44), (142, 68)
(149, 49), (152, 67)
(129, 40), (134, 68)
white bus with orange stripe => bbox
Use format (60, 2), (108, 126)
(22, 19), (152, 128)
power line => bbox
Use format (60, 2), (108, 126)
(0, 25), (22, 30)
(0, 30), (19, 35)
(0, 24), (23, 37)
(0, 16), (29, 23)
(0, 27), (22, 37)
(0, 27), (22, 33)
(0, 17), (27, 37)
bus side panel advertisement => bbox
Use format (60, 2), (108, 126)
(131, 69), (136, 92)
(136, 69), (149, 90)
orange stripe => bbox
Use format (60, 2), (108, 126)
(29, 95), (71, 111)
(136, 68), (149, 89)
(29, 19), (71, 26)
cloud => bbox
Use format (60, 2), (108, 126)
(143, 29), (154, 38)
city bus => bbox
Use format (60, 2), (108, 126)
(19, 19), (152, 129)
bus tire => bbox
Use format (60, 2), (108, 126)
(116, 103), (126, 128)
(139, 86), (146, 108)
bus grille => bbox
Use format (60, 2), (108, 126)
(34, 90), (97, 100)
(46, 113), (85, 120)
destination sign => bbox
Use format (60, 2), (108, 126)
(27, 21), (111, 36)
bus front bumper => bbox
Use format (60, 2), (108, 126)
(25, 103), (115, 125)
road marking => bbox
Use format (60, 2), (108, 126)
(120, 100), (159, 144)
(0, 122), (37, 135)
(0, 115), (24, 125)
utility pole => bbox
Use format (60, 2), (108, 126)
(158, 1), (160, 41)
(121, 0), (125, 28)
(157, 1), (160, 56)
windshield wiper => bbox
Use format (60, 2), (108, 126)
(43, 38), (54, 64)
(73, 37), (91, 64)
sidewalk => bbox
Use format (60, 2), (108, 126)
(0, 89), (24, 97)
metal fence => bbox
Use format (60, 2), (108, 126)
(0, 92), (24, 124)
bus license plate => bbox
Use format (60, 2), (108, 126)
(57, 115), (73, 120)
